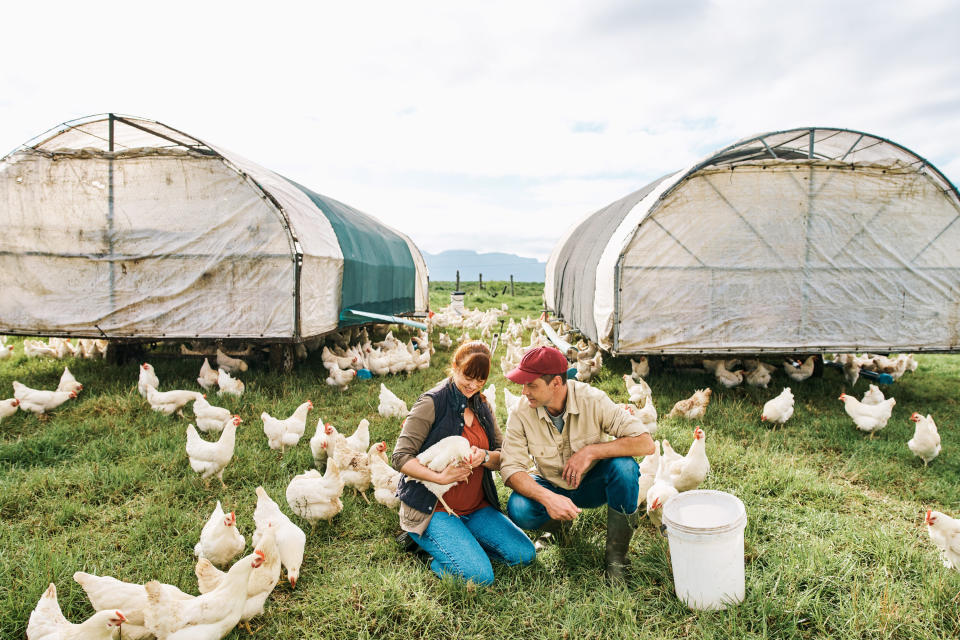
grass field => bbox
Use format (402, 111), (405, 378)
(2, 280), (959, 640)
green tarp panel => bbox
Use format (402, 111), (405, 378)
(288, 180), (416, 327)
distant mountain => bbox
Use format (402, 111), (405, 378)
(423, 250), (545, 282)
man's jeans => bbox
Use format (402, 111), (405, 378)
(409, 506), (536, 585)
(507, 457), (640, 530)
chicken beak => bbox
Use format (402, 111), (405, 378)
(288, 575), (297, 589)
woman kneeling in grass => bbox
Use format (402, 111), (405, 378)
(392, 341), (535, 585)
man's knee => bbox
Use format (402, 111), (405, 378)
(606, 456), (640, 483)
(507, 492), (548, 530)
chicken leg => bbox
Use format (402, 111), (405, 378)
(437, 495), (458, 517)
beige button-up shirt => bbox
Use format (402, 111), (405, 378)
(500, 379), (650, 490)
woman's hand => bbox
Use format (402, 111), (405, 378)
(434, 461), (472, 484)
(466, 446), (487, 468)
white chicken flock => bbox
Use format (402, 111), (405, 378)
(8, 316), (958, 639)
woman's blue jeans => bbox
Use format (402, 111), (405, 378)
(409, 505), (536, 585)
(506, 456), (640, 530)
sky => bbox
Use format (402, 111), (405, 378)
(2, 1), (958, 262)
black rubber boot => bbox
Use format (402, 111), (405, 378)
(605, 507), (640, 583)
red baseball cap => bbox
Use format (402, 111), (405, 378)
(506, 346), (569, 384)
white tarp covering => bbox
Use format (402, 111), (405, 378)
(618, 160), (960, 352)
(0, 149), (296, 337)
(0, 114), (430, 340)
(546, 128), (960, 354)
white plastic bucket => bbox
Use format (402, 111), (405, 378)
(662, 490), (747, 611)
(450, 291), (465, 314)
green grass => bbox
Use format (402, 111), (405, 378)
(2, 282), (959, 639)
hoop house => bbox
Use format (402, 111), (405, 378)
(0, 114), (428, 342)
(545, 127), (960, 355)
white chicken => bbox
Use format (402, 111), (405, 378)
(783, 355), (816, 382)
(637, 440), (661, 505)
(623, 374), (652, 407)
(216, 368), (244, 397)
(261, 401), (313, 453)
(0, 343), (13, 359)
(369, 441), (402, 509)
(253, 486), (306, 588)
(24, 339), (58, 359)
(378, 383), (409, 418)
(285, 459), (345, 527)
(409, 435), (473, 515)
(861, 384), (885, 406)
(137, 363), (159, 398)
(667, 388), (712, 420)
(185, 416), (241, 487)
(13, 381), (76, 415)
(660, 440), (683, 468)
(322, 345), (358, 370)
(714, 362), (744, 389)
(761, 387), (795, 426)
(327, 428), (372, 502)
(839, 393), (896, 438)
(195, 525), (280, 631)
(925, 510), (960, 570)
(841, 354), (861, 387)
(631, 356), (650, 379)
(325, 365), (355, 391)
(344, 418), (371, 453)
(143, 551), (263, 640)
(73, 572), (190, 640)
(196, 358), (218, 391)
(145, 385), (203, 417)
(744, 360), (776, 388)
(438, 332), (452, 349)
(482, 383), (497, 417)
(27, 583), (126, 640)
(503, 388), (522, 422)
(0, 397), (20, 422)
(309, 419), (330, 467)
(646, 455), (678, 533)
(635, 395), (658, 432)
(667, 427), (710, 492)
(192, 395), (233, 433)
(907, 413), (941, 466)
(194, 501), (246, 567)
(216, 347), (248, 374)
(56, 366), (83, 395)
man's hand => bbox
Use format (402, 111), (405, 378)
(561, 446), (595, 489)
(542, 492), (582, 521)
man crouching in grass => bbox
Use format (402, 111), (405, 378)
(500, 346), (655, 582)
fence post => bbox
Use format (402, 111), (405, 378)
(510, 275), (514, 296)
(456, 270), (460, 290)
(479, 273), (483, 289)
